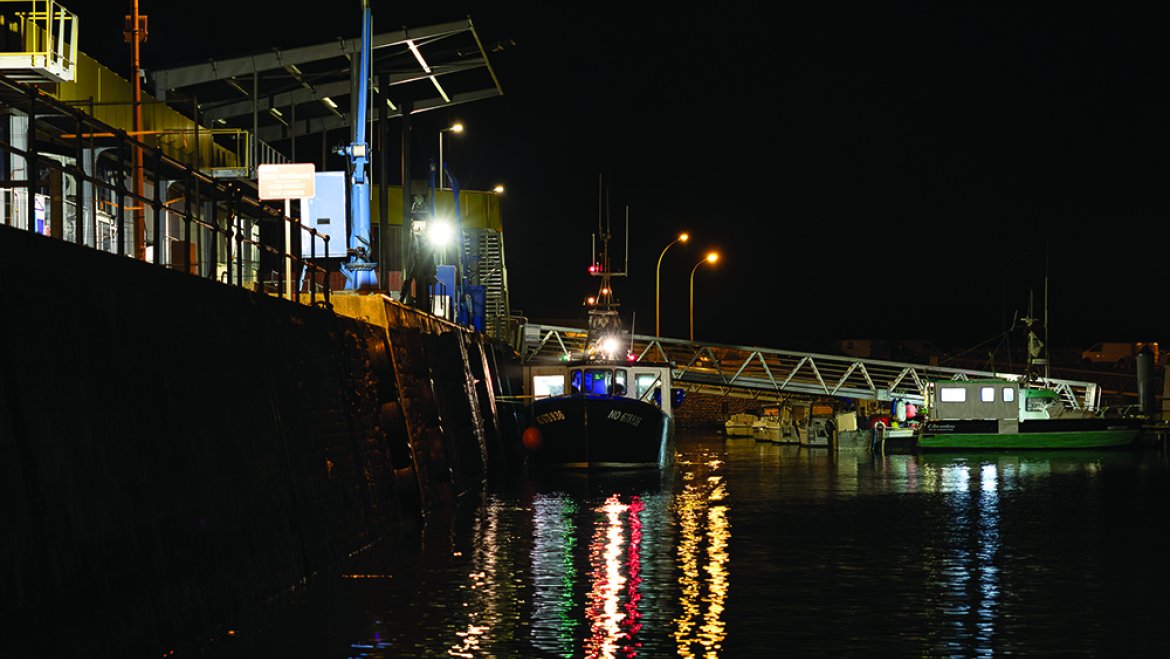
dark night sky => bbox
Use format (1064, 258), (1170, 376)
(65, 2), (1165, 354)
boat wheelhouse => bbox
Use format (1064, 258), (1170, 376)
(526, 359), (677, 469)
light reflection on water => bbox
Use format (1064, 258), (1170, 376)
(202, 434), (1170, 657)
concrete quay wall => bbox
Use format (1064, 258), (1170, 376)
(0, 225), (524, 657)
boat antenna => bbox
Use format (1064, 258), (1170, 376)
(1044, 239), (1050, 381)
(624, 205), (630, 276)
(586, 173), (623, 359)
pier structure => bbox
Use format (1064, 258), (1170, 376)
(520, 324), (1106, 411)
(0, 6), (527, 655)
(0, 3), (514, 339)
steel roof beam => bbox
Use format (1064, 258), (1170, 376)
(202, 58), (488, 121)
(149, 20), (472, 92)
(255, 87), (502, 142)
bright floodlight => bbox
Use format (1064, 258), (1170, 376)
(601, 337), (619, 356)
(706, 252), (719, 264)
(449, 122), (464, 133)
(493, 185), (505, 194)
(429, 219), (454, 246)
(679, 233), (689, 243)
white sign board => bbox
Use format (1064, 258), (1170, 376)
(258, 163), (317, 200)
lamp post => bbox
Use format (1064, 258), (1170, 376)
(655, 232), (689, 337)
(438, 122), (463, 188)
(689, 251), (719, 341)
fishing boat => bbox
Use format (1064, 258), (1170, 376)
(918, 311), (1142, 449)
(522, 198), (678, 470)
(917, 378), (1143, 449)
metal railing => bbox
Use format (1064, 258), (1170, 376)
(520, 324), (1104, 410)
(0, 1), (78, 83)
(0, 74), (332, 307)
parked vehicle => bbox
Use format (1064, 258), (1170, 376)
(1080, 342), (1159, 367)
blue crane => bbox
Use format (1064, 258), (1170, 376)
(338, 0), (376, 290)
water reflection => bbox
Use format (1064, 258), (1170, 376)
(224, 436), (1165, 658)
(447, 495), (504, 658)
(673, 456), (730, 657)
(583, 495), (633, 657)
(531, 494), (580, 656)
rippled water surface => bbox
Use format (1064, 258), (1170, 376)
(202, 433), (1170, 657)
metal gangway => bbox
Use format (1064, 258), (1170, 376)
(520, 324), (1104, 411)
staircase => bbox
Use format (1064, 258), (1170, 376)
(465, 228), (510, 341)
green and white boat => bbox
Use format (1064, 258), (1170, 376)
(918, 378), (1143, 450)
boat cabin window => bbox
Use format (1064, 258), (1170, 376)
(981, 387), (996, 402)
(532, 375), (566, 399)
(939, 387), (967, 402)
(575, 368), (628, 396)
(634, 373), (661, 401)
(1026, 393), (1058, 412)
(1002, 387), (1015, 402)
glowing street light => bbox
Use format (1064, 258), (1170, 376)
(655, 232), (689, 337)
(438, 122), (464, 188)
(689, 251), (719, 341)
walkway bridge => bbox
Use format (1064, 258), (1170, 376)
(520, 324), (1104, 411)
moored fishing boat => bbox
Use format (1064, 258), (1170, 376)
(918, 378), (1142, 449)
(525, 357), (677, 468)
(919, 305), (1143, 450)
(522, 192), (679, 470)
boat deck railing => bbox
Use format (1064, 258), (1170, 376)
(521, 324), (1104, 411)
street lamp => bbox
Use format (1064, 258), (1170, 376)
(438, 122), (464, 188)
(689, 251), (719, 341)
(655, 232), (689, 337)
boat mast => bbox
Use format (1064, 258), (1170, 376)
(1022, 290), (1047, 385)
(586, 174), (626, 359)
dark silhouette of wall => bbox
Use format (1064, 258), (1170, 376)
(0, 225), (517, 656)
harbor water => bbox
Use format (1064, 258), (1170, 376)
(196, 431), (1170, 657)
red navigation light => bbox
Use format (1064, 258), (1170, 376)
(588, 264), (598, 273)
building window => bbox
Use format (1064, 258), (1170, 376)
(1003, 387), (1015, 402)
(981, 386), (995, 402)
(939, 387), (967, 402)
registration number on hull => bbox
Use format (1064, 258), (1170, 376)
(536, 410), (566, 425)
(607, 410), (642, 427)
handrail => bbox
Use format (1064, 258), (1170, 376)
(0, 78), (333, 307)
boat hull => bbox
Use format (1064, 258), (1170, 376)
(919, 418), (1142, 450)
(528, 395), (673, 469)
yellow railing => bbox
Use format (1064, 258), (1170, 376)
(0, 1), (78, 82)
